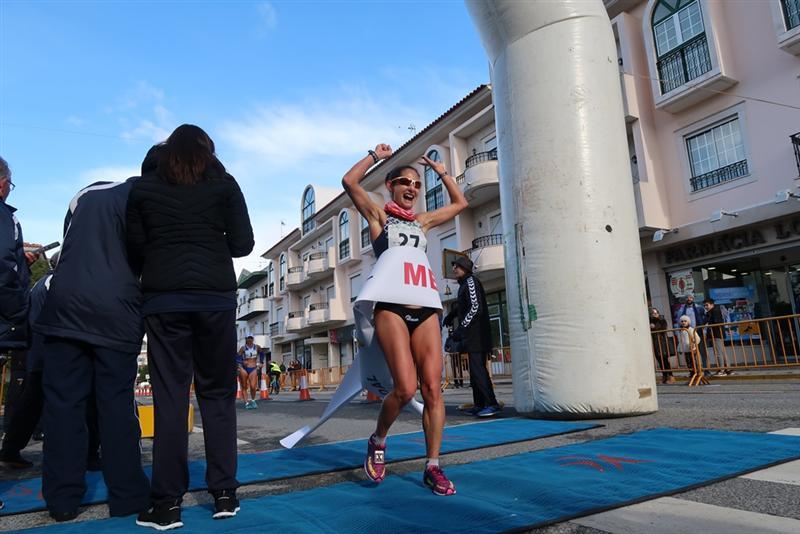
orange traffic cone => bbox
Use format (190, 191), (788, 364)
(236, 380), (242, 400)
(259, 376), (270, 400)
(298, 370), (312, 401)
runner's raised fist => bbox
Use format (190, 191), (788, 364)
(374, 144), (393, 160)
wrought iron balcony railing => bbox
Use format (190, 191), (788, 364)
(656, 33), (712, 94)
(690, 160), (748, 192)
(471, 234), (503, 249)
(269, 322), (283, 336)
(465, 148), (498, 168)
(309, 302), (329, 311)
(791, 132), (800, 177)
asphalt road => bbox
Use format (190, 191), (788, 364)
(2, 378), (799, 532)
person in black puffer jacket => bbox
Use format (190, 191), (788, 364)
(127, 125), (254, 530)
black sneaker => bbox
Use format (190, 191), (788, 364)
(49, 509), (79, 522)
(0, 449), (33, 469)
(212, 489), (240, 519)
(136, 500), (183, 530)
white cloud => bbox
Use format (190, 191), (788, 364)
(66, 115), (86, 127)
(255, 2), (277, 33)
(218, 91), (423, 173)
(120, 103), (174, 143)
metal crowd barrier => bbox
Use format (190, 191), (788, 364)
(652, 313), (800, 387)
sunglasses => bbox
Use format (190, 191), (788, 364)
(390, 177), (422, 189)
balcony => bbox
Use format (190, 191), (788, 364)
(286, 311), (306, 333)
(269, 321), (285, 340)
(776, 0), (800, 55)
(252, 334), (269, 347)
(792, 133), (800, 177)
(307, 252), (333, 279)
(456, 148), (498, 207)
(690, 160), (749, 193)
(466, 234), (505, 280)
(236, 297), (269, 321)
(286, 266), (304, 290)
(306, 301), (347, 327)
(656, 34), (712, 95)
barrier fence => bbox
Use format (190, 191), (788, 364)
(652, 313), (800, 386)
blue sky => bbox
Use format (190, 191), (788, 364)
(0, 0), (488, 273)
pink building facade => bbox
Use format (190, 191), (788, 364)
(609, 0), (800, 324)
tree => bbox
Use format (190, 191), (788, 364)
(29, 257), (49, 287)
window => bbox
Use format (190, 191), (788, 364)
(302, 187), (315, 234)
(325, 236), (334, 255)
(783, 0), (800, 31)
(484, 135), (497, 152)
(349, 274), (362, 302)
(267, 263), (275, 296)
(424, 149), (444, 211)
(440, 232), (457, 253)
(360, 215), (370, 249)
(339, 211), (350, 260)
(489, 212), (502, 234)
(326, 285), (335, 303)
(279, 254), (286, 292)
(686, 118), (748, 192)
(652, 1), (711, 94)
(302, 295), (311, 311)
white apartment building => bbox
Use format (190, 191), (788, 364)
(240, 0), (800, 367)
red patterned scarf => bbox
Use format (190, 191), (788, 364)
(384, 201), (416, 221)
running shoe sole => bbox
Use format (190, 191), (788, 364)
(212, 506), (240, 519)
(423, 477), (457, 496)
(135, 520), (184, 530)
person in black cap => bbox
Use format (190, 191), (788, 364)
(444, 255), (501, 417)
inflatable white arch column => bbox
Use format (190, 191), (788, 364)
(466, 0), (658, 417)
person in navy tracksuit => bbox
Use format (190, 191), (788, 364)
(35, 154), (156, 521)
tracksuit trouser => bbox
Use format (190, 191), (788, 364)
(145, 310), (239, 504)
(41, 338), (149, 516)
(467, 351), (498, 409)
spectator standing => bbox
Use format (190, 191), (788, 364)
(0, 156), (39, 512)
(673, 294), (705, 328)
(674, 294), (709, 375)
(268, 359), (282, 394)
(702, 298), (732, 375)
(127, 125), (254, 530)
(676, 315), (702, 378)
(649, 307), (674, 384)
(445, 256), (500, 417)
(35, 173), (152, 521)
(289, 359), (301, 390)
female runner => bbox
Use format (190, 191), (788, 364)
(238, 336), (260, 408)
(342, 143), (467, 496)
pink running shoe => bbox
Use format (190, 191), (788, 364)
(423, 465), (456, 496)
(364, 435), (386, 483)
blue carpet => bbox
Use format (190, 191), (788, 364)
(0, 418), (596, 516)
(17, 428), (800, 533)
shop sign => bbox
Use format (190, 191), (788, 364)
(664, 230), (766, 265)
(669, 269), (695, 297)
(663, 215), (800, 265)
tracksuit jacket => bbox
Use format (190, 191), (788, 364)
(0, 198), (29, 350)
(34, 180), (144, 352)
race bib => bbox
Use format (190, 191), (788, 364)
(387, 221), (427, 251)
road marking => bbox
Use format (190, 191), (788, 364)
(574, 496), (800, 534)
(192, 426), (249, 446)
(738, 428), (800, 486)
(768, 427), (800, 436)
(742, 459), (800, 486)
